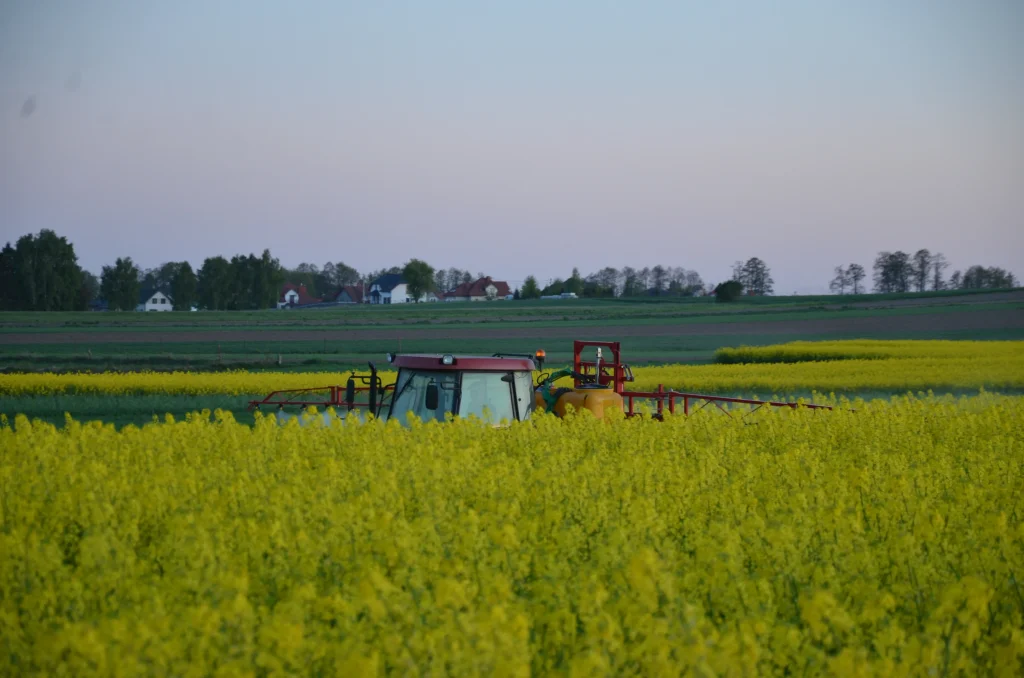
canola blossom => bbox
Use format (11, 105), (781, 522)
(714, 339), (1024, 364)
(627, 357), (1024, 394)
(1, 396), (1023, 675)
(2, 339), (1023, 397)
(0, 369), (398, 397)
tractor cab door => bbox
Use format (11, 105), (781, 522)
(388, 370), (458, 425)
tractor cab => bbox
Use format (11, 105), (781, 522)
(385, 353), (538, 426)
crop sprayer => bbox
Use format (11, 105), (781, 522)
(247, 341), (834, 425)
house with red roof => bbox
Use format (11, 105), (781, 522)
(333, 285), (365, 304)
(278, 283), (322, 308)
(444, 276), (511, 302)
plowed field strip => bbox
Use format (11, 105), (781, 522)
(1, 308), (1020, 345)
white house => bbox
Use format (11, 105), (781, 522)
(368, 274), (437, 304)
(137, 289), (173, 312)
(277, 283), (321, 308)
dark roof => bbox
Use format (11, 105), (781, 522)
(139, 288), (173, 304)
(372, 273), (404, 292)
(447, 277), (511, 299)
(334, 285), (364, 303)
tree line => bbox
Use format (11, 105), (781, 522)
(0, 229), (502, 311)
(517, 265), (708, 300)
(1, 229), (1018, 312)
(830, 249), (1016, 294)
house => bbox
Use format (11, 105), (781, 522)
(137, 288), (173, 312)
(369, 274), (405, 304)
(333, 285), (365, 304)
(368, 274), (436, 304)
(443, 277), (511, 302)
(278, 283), (322, 308)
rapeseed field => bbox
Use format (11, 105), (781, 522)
(2, 396), (1023, 675)
(2, 340), (1022, 397)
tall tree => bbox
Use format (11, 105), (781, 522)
(332, 262), (360, 287)
(320, 262), (339, 289)
(650, 265), (667, 294)
(961, 266), (985, 289)
(171, 262), (198, 310)
(445, 268), (462, 291)
(829, 266), (849, 294)
(5, 230), (85, 311)
(912, 249), (931, 292)
(101, 257), (141, 311)
(741, 257), (774, 295)
(520, 275), (541, 299)
(873, 251), (912, 293)
(402, 259), (435, 302)
(637, 267), (651, 292)
(565, 267), (584, 296)
(433, 269), (448, 295)
(0, 243), (17, 310)
(254, 250), (285, 309)
(594, 267), (620, 296)
(197, 256), (232, 310)
(930, 253), (949, 291)
(847, 263), (866, 294)
(620, 267), (641, 296)
(683, 270), (704, 294)
(949, 270), (962, 289)
(584, 267), (619, 297)
(78, 271), (100, 309)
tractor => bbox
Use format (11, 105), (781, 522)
(248, 340), (833, 424)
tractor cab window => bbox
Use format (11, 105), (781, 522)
(458, 372), (515, 424)
(389, 370), (457, 425)
(513, 371), (535, 420)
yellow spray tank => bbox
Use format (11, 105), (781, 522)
(534, 345), (625, 419)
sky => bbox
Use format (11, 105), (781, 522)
(1, 0), (1022, 294)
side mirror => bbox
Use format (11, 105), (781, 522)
(425, 383), (439, 410)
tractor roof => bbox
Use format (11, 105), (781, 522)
(391, 354), (536, 372)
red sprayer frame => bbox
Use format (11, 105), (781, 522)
(247, 362), (394, 417)
(571, 340), (833, 417)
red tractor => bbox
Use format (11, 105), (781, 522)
(248, 340), (832, 424)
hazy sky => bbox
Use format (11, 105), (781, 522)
(2, 1), (1022, 293)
